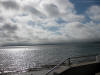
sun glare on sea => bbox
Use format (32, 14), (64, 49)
(7, 47), (28, 52)
(1, 46), (37, 52)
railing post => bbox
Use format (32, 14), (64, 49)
(96, 55), (100, 62)
(68, 58), (71, 66)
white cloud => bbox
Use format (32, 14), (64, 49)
(0, 0), (100, 45)
(62, 13), (85, 22)
(87, 5), (100, 22)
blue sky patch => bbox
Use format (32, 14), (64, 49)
(70, 0), (100, 14)
(56, 18), (67, 24)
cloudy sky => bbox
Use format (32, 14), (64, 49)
(0, 0), (100, 45)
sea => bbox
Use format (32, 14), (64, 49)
(0, 43), (100, 73)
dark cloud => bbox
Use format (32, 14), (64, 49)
(0, 23), (19, 44)
(1, 23), (18, 33)
(0, 0), (19, 10)
(0, 16), (4, 22)
(44, 4), (60, 17)
(24, 5), (45, 17)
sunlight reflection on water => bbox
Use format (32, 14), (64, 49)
(0, 47), (38, 72)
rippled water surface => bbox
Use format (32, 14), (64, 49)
(0, 43), (100, 72)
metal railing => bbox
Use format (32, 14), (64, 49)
(45, 54), (99, 75)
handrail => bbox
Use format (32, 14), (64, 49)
(45, 54), (99, 75)
(45, 58), (69, 75)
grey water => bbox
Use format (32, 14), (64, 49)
(0, 43), (100, 72)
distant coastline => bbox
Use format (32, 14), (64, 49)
(1, 40), (100, 47)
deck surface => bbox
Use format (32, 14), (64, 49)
(96, 72), (100, 75)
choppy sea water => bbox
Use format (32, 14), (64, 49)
(0, 43), (100, 73)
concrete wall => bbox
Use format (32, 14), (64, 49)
(59, 62), (100, 75)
